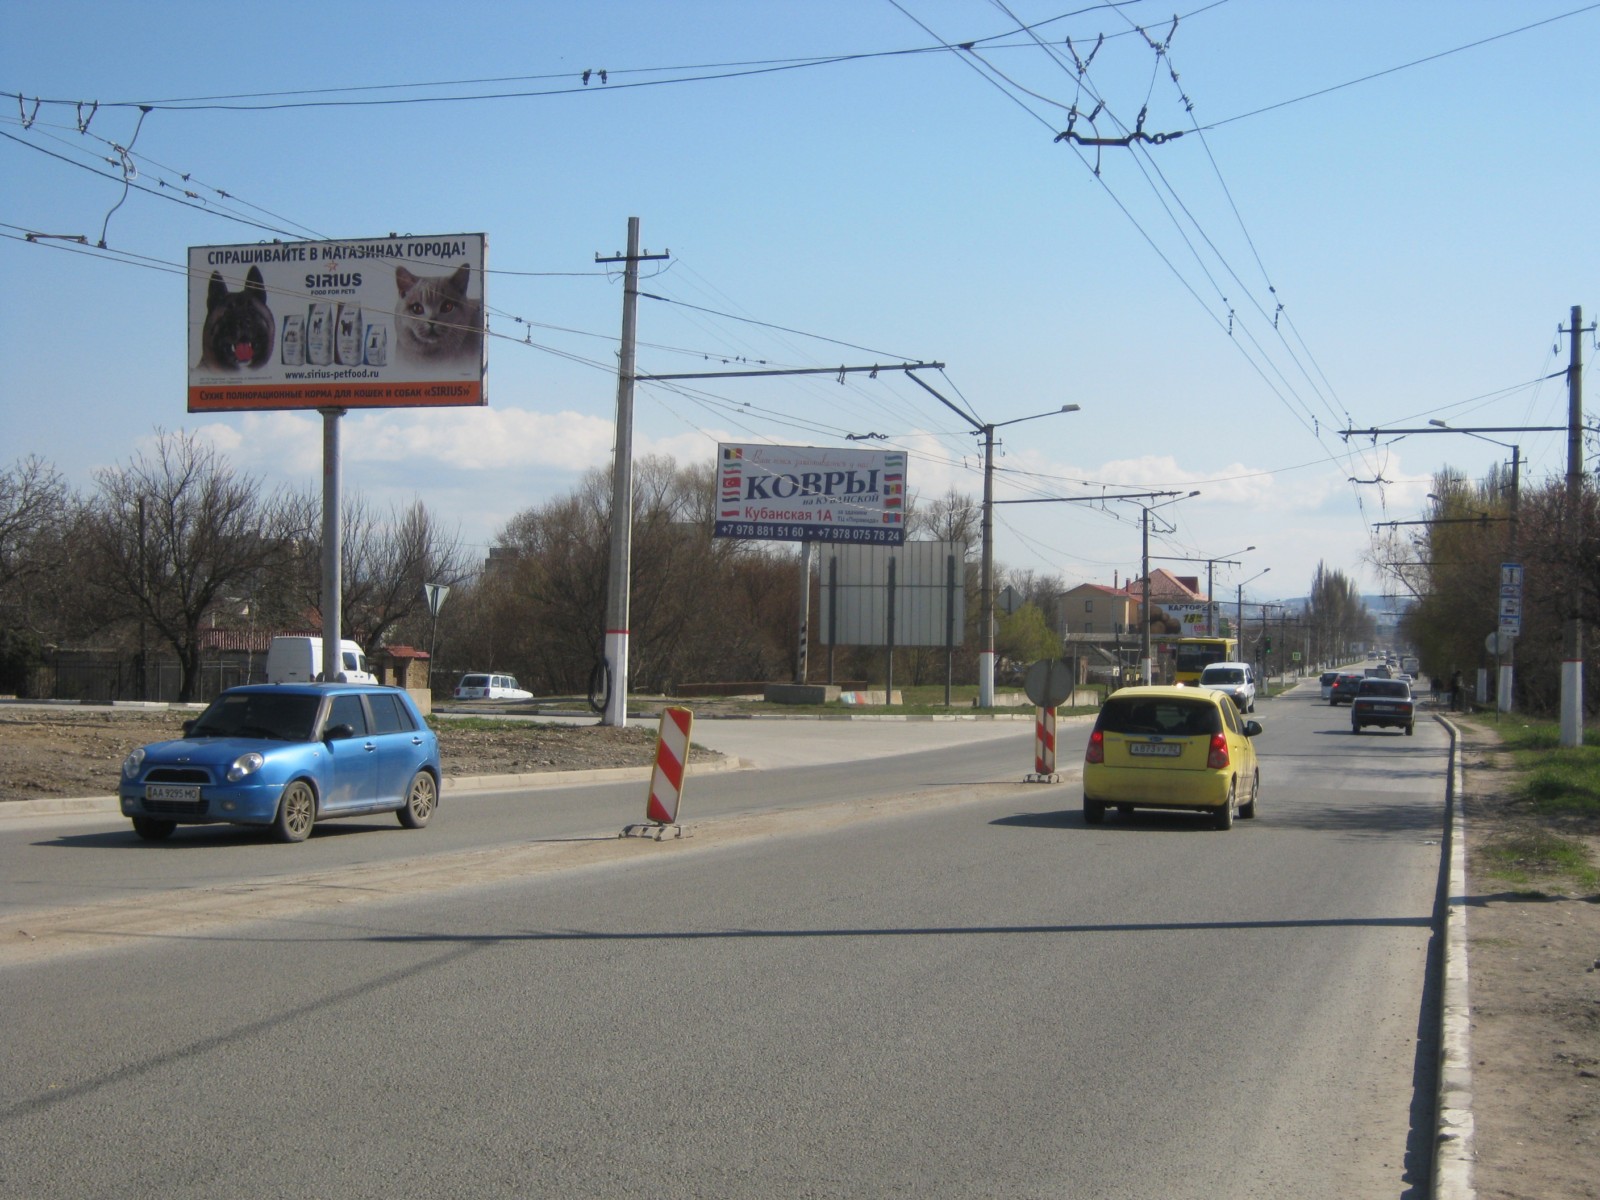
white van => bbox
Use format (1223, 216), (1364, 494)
(265, 636), (375, 684)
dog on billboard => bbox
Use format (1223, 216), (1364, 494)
(198, 266), (275, 370)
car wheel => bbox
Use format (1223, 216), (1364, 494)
(1405, 723), (1415, 736)
(1240, 771), (1258, 819)
(398, 770), (437, 829)
(131, 816), (176, 841)
(1083, 797), (1106, 825)
(274, 780), (317, 843)
(1213, 782), (1235, 831)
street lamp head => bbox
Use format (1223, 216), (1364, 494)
(1061, 404), (1081, 413)
(1429, 419), (1449, 429)
(1187, 490), (1201, 497)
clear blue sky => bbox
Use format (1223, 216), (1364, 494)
(4, 1), (1595, 611)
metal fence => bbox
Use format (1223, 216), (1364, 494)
(33, 653), (260, 705)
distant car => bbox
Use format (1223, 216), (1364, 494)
(1319, 670), (1339, 700)
(1197, 661), (1257, 713)
(1082, 685), (1263, 830)
(453, 673), (533, 702)
(1330, 672), (1364, 706)
(1351, 678), (1416, 735)
(118, 683), (441, 842)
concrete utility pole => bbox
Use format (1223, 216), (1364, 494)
(1561, 305), (1591, 746)
(596, 219), (669, 727)
(996, 488), (1187, 687)
(1149, 547), (1254, 637)
(1138, 492), (1200, 683)
(903, 374), (1077, 706)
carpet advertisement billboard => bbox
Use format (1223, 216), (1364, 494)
(715, 443), (907, 545)
(187, 233), (486, 412)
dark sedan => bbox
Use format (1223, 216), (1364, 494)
(1329, 672), (1364, 706)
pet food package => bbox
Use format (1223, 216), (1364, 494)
(335, 305), (363, 365)
(363, 323), (388, 367)
(280, 314), (305, 366)
(305, 303), (334, 366)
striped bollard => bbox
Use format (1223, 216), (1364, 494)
(1031, 704), (1058, 781)
(623, 706), (693, 839)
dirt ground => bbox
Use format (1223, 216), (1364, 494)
(0, 704), (709, 802)
(1456, 720), (1600, 1200)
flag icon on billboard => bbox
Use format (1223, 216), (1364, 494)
(722, 447), (743, 461)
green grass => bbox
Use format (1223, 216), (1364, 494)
(1464, 716), (1600, 817)
(1476, 830), (1600, 893)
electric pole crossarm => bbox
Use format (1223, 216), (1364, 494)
(1373, 517), (1509, 528)
(638, 362), (943, 383)
(995, 490), (1183, 506)
(1339, 425), (1564, 438)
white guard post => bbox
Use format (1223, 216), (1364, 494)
(1028, 705), (1059, 783)
(622, 706), (693, 840)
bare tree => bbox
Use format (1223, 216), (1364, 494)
(276, 490), (474, 653)
(0, 456), (77, 691)
(88, 430), (291, 702)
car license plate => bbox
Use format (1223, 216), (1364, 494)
(146, 784), (201, 802)
(1128, 742), (1182, 757)
(1371, 704), (1396, 713)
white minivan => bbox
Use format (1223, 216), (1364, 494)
(265, 636), (375, 684)
(1197, 661), (1257, 713)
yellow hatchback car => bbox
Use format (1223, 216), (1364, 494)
(1082, 686), (1263, 830)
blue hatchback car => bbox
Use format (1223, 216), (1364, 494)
(119, 683), (442, 842)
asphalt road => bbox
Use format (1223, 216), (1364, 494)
(1, 683), (1450, 1198)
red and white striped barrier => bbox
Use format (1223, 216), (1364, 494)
(645, 706), (693, 825)
(1032, 705), (1058, 779)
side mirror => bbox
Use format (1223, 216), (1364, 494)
(324, 722), (355, 741)
(1243, 719), (1263, 737)
(182, 719), (197, 736)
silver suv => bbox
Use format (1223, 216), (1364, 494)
(1197, 661), (1257, 713)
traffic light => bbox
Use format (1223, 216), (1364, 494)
(1264, 636), (1273, 653)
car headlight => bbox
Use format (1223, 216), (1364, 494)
(227, 752), (265, 782)
(122, 747), (146, 778)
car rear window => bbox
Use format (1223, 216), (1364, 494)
(1320, 672), (1338, 685)
(1097, 696), (1223, 737)
(1358, 680), (1410, 698)
(459, 675), (488, 688)
(368, 692), (416, 734)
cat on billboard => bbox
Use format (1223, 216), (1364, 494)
(187, 234), (487, 412)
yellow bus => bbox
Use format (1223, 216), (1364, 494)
(1172, 636), (1239, 685)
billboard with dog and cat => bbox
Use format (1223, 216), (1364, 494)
(187, 233), (486, 411)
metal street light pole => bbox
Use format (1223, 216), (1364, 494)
(1430, 419), (1521, 711)
(1237, 567), (1272, 665)
(1149, 546), (1254, 637)
(1139, 492), (1201, 683)
(905, 372), (1079, 707)
(1344, 420), (1564, 721)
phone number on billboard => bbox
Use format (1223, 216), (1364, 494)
(714, 521), (905, 545)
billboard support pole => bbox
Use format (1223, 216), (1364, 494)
(320, 408), (345, 681)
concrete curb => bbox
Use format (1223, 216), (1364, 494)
(1433, 714), (1476, 1199)
(0, 755), (755, 819)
